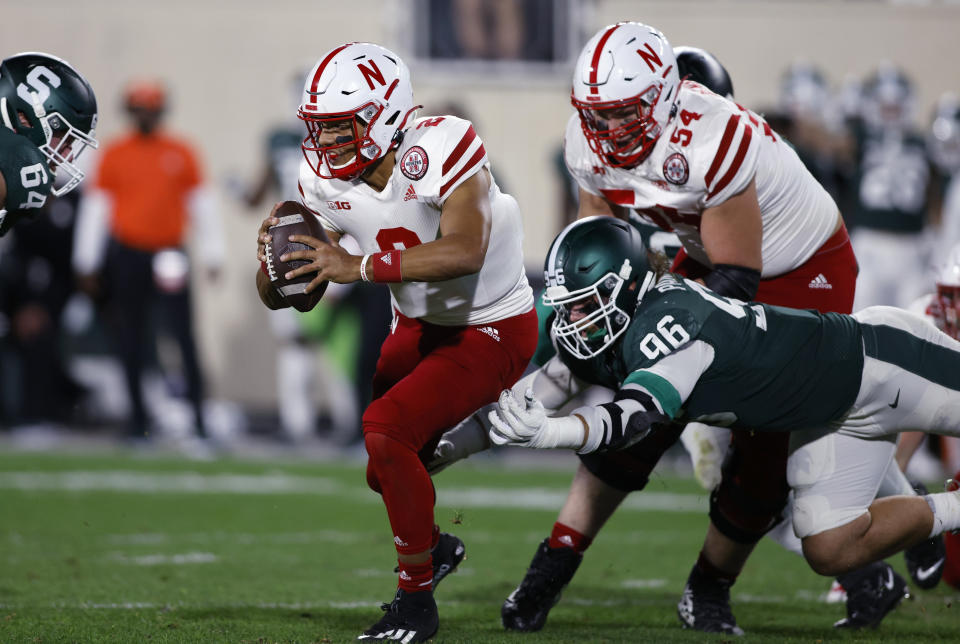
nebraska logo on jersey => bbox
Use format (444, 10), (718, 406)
(400, 146), (428, 180)
(663, 153), (689, 185)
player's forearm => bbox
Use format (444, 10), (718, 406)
(372, 232), (486, 282)
(256, 267), (288, 309)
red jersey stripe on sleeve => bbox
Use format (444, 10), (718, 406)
(707, 122), (753, 200)
(442, 125), (478, 175)
(440, 144), (486, 200)
(704, 115), (740, 189)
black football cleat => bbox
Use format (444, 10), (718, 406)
(502, 538), (582, 632)
(357, 588), (438, 643)
(904, 482), (946, 589)
(834, 561), (908, 629)
(432, 532), (466, 589)
(677, 564), (744, 636)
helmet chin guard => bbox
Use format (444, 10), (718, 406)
(299, 43), (417, 180)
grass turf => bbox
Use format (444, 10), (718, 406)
(0, 448), (958, 643)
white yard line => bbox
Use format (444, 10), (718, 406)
(0, 470), (707, 513)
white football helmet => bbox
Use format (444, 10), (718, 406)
(571, 22), (680, 168)
(934, 244), (960, 340)
(860, 61), (914, 133)
(928, 92), (960, 175)
(299, 42), (418, 180)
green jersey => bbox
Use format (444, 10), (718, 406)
(556, 274), (865, 442)
(0, 127), (52, 235)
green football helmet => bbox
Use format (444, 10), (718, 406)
(543, 216), (654, 359)
(0, 52), (98, 196)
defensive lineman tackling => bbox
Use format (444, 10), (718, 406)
(490, 216), (960, 586)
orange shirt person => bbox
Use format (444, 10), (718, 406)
(73, 80), (222, 443)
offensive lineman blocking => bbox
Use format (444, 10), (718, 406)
(255, 43), (536, 643)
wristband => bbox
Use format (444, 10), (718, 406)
(359, 254), (372, 282)
(371, 249), (403, 283)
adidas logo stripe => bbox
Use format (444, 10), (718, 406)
(808, 273), (833, 289)
(404, 184), (417, 201)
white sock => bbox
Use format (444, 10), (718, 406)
(924, 491), (960, 538)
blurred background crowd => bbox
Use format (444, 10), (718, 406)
(2, 0), (959, 476)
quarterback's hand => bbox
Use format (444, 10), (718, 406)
(256, 203), (281, 263)
(281, 235), (361, 285)
(488, 389), (549, 448)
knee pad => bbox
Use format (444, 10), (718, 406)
(364, 431), (399, 494)
(578, 422), (684, 492)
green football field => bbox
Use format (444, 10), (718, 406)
(1, 446), (958, 643)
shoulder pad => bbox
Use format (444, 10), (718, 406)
(400, 115), (488, 203)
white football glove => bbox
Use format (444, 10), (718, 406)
(425, 404), (494, 475)
(488, 388), (590, 451)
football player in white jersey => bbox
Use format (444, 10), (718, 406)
(500, 22), (868, 635)
(254, 42), (536, 643)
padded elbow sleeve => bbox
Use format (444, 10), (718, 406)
(703, 264), (761, 301)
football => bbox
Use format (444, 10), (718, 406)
(264, 201), (329, 312)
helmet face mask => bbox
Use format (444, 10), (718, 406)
(574, 85), (664, 167)
(299, 43), (417, 181)
(543, 216), (654, 359)
(0, 52), (98, 196)
(545, 271), (634, 359)
(571, 22), (679, 169)
(301, 102), (383, 179)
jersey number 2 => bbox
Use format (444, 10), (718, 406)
(376, 227), (422, 251)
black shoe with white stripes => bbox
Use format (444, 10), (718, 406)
(502, 538), (582, 632)
(904, 481), (946, 589)
(834, 561), (908, 629)
(432, 532), (466, 589)
(357, 589), (438, 643)
(677, 564), (744, 636)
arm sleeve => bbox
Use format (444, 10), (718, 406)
(703, 263), (761, 301)
(510, 355), (587, 414)
(72, 187), (112, 274)
(188, 185), (224, 269)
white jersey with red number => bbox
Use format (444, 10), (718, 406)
(298, 115), (533, 325)
(565, 81), (840, 278)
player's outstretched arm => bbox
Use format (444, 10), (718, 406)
(427, 356), (588, 474)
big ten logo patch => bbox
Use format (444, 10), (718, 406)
(401, 146), (429, 180)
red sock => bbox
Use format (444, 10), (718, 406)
(398, 559), (434, 593)
(695, 550), (739, 585)
(549, 521), (593, 553)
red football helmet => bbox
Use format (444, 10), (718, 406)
(298, 43), (418, 181)
(571, 22), (680, 169)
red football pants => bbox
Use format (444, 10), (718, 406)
(675, 222), (859, 541)
(363, 307), (538, 554)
